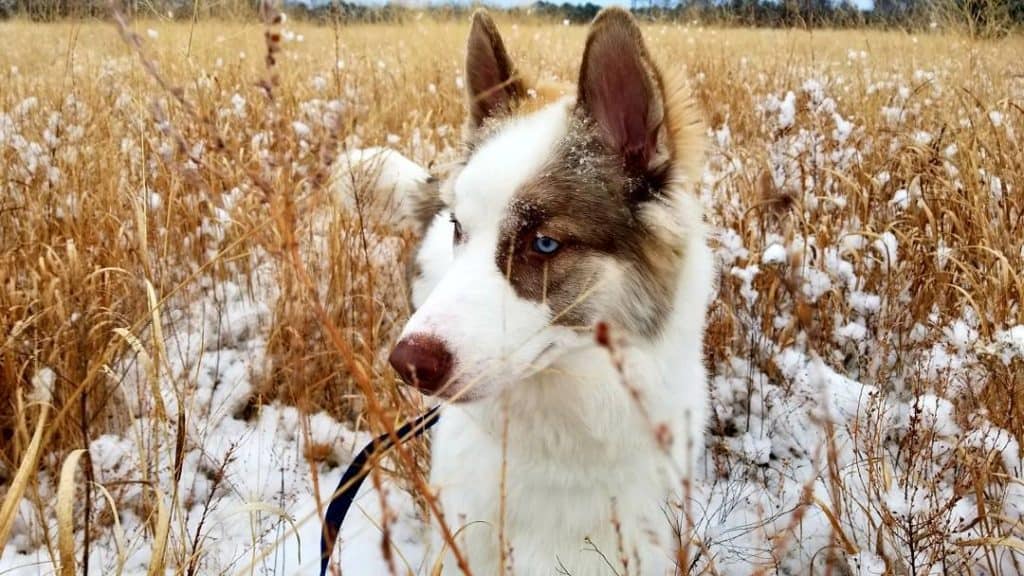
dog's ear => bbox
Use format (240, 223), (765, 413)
(465, 10), (525, 128)
(577, 8), (671, 198)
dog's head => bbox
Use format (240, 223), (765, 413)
(389, 8), (704, 402)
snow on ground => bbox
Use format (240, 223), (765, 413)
(1, 232), (428, 575)
(6, 256), (1019, 573)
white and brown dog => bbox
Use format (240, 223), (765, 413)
(346, 8), (712, 575)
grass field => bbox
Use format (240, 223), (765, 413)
(1, 10), (1024, 575)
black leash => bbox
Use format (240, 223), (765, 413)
(319, 406), (441, 576)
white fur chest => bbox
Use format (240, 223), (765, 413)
(427, 345), (705, 576)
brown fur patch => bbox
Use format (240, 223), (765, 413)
(486, 8), (705, 339)
(462, 13), (575, 145)
(577, 8), (704, 197)
(465, 11), (526, 129)
(493, 117), (682, 338)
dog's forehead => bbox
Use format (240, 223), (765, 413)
(453, 99), (572, 227)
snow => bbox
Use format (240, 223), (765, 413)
(847, 550), (887, 575)
(715, 227), (748, 266)
(29, 368), (55, 404)
(889, 188), (909, 209)
(231, 93), (247, 117)
(0, 269), (427, 575)
(832, 112), (854, 143)
(848, 291), (881, 316)
(291, 120), (311, 138)
(740, 432), (772, 465)
(761, 242), (787, 265)
(964, 425), (1021, 474)
(840, 233), (866, 255)
(881, 105), (906, 126)
(994, 325), (1024, 364)
(760, 90), (798, 130)
(943, 318), (978, 353)
(730, 263), (760, 305)
(911, 394), (960, 437)
(801, 266), (833, 301)
(714, 122), (731, 148)
(872, 231), (898, 272)
(834, 321), (868, 343)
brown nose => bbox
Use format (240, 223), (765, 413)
(388, 335), (454, 394)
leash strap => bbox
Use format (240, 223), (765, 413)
(319, 406), (441, 576)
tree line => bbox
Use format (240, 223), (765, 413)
(2, 0), (1020, 36)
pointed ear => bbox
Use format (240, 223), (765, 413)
(465, 10), (525, 128)
(577, 9), (668, 181)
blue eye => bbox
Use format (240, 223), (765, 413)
(532, 235), (561, 255)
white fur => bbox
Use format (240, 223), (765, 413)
(404, 101), (581, 401)
(348, 100), (712, 575)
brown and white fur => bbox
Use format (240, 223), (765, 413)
(347, 9), (712, 575)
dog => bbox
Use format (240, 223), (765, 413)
(353, 8), (712, 575)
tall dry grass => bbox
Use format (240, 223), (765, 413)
(0, 11), (1022, 575)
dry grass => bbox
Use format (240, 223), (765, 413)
(0, 11), (1022, 575)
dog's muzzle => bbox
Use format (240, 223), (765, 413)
(388, 334), (454, 395)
